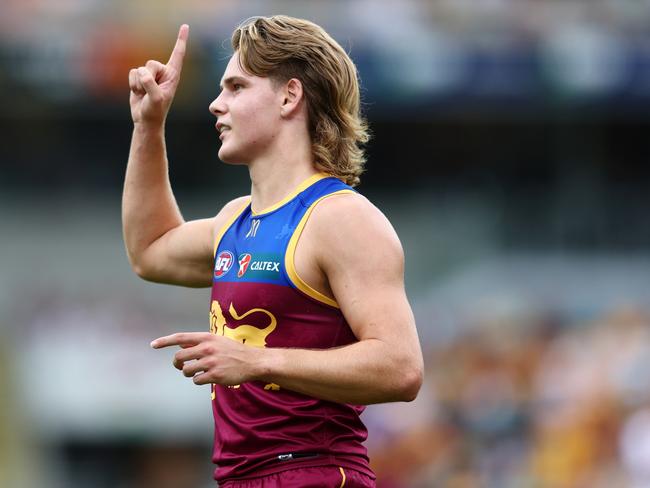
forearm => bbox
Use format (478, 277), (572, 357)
(122, 124), (184, 269)
(255, 339), (423, 405)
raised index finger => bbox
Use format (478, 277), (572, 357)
(167, 24), (189, 71)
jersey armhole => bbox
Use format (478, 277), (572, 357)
(284, 189), (355, 308)
(213, 199), (251, 256)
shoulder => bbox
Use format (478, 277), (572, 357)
(211, 195), (251, 236)
(310, 192), (401, 248)
(308, 192), (404, 275)
(219, 195), (251, 216)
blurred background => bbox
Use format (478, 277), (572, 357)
(2, 0), (650, 487)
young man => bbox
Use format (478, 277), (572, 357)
(123, 16), (423, 487)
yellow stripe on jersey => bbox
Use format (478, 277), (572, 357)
(339, 467), (347, 488)
(213, 199), (251, 256)
(251, 173), (330, 216)
(285, 189), (355, 308)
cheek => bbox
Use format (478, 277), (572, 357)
(241, 107), (279, 141)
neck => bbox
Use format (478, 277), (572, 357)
(248, 127), (319, 214)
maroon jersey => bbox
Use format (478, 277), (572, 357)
(209, 174), (375, 482)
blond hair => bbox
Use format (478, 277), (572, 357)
(231, 15), (369, 186)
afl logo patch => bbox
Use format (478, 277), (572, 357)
(238, 253), (252, 278)
(214, 250), (234, 279)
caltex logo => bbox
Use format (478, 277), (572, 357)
(238, 253), (252, 277)
(214, 250), (234, 279)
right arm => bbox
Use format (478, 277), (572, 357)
(122, 25), (246, 288)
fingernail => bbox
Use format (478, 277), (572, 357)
(150, 340), (157, 348)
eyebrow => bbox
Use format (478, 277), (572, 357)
(220, 76), (248, 90)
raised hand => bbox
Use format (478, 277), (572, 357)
(128, 24), (189, 126)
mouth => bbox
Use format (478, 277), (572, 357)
(216, 122), (231, 140)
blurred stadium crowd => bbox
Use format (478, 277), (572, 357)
(2, 0), (650, 109)
(371, 299), (650, 487)
(3, 1), (650, 487)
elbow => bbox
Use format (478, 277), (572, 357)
(131, 262), (150, 280)
(392, 360), (423, 403)
(402, 366), (424, 402)
(127, 253), (155, 282)
(132, 263), (160, 283)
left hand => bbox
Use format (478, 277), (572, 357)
(151, 332), (259, 386)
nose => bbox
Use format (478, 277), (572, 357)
(209, 91), (226, 117)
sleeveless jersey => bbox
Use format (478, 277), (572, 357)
(209, 173), (375, 483)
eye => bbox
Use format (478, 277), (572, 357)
(233, 83), (243, 91)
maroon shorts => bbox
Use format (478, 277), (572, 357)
(219, 466), (375, 488)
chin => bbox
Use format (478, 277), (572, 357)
(218, 147), (248, 166)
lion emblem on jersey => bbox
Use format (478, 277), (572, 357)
(209, 300), (280, 393)
(210, 300), (277, 348)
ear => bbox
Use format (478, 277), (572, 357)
(280, 78), (304, 118)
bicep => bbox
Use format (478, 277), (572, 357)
(137, 217), (217, 287)
(137, 196), (250, 287)
(332, 238), (417, 351)
(316, 198), (420, 353)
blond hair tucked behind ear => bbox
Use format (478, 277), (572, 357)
(232, 15), (370, 187)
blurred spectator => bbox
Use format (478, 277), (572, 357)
(366, 306), (650, 487)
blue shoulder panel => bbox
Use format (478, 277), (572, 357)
(213, 176), (353, 287)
